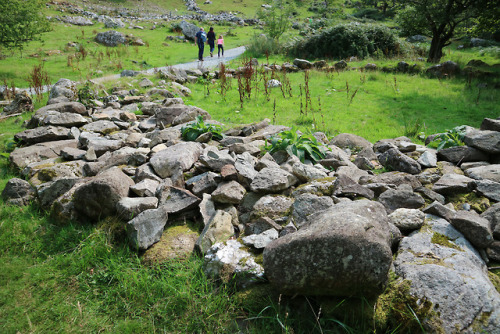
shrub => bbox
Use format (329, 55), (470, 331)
(181, 116), (224, 141)
(428, 126), (467, 151)
(246, 34), (283, 58)
(264, 129), (328, 163)
(289, 22), (399, 60)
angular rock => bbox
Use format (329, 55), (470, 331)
(15, 126), (69, 145)
(73, 167), (134, 221)
(48, 79), (77, 101)
(450, 210), (494, 248)
(199, 148), (235, 172)
(332, 174), (374, 200)
(1, 178), (35, 206)
(394, 216), (500, 333)
(291, 162), (328, 182)
(150, 142), (202, 178)
(359, 171), (422, 189)
(414, 186), (445, 204)
(242, 229), (279, 249)
(464, 130), (500, 154)
(378, 185), (425, 214)
(196, 210), (234, 254)
(422, 201), (456, 221)
(437, 146), (489, 164)
(116, 197), (159, 220)
(481, 203), (500, 239)
(329, 133), (372, 152)
(417, 150), (437, 168)
(432, 173), (474, 194)
(250, 167), (298, 193)
(95, 30), (126, 47)
(2, 91), (33, 115)
(126, 207), (168, 250)
(10, 139), (78, 170)
(379, 148), (421, 175)
(156, 186), (200, 215)
(40, 112), (88, 127)
(211, 181), (246, 204)
(185, 172), (220, 196)
(142, 225), (199, 264)
(235, 152), (258, 187)
(81, 120), (120, 135)
(474, 179), (500, 202)
(250, 194), (294, 221)
(245, 217), (282, 236)
(481, 118), (500, 132)
(36, 177), (79, 209)
(61, 147), (86, 161)
(130, 179), (159, 197)
(465, 164), (500, 183)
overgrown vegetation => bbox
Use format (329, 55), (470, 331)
(181, 115), (225, 141)
(427, 125), (467, 150)
(264, 129), (328, 163)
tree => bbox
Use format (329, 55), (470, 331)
(0, 0), (51, 52)
(257, 0), (293, 41)
(395, 0), (492, 63)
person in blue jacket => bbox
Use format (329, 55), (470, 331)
(194, 27), (207, 61)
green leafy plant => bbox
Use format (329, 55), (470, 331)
(77, 81), (97, 108)
(264, 129), (329, 163)
(428, 125), (467, 150)
(181, 115), (225, 141)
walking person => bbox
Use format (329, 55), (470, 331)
(217, 35), (224, 58)
(207, 27), (216, 57)
(194, 27), (207, 61)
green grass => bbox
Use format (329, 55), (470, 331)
(184, 65), (499, 142)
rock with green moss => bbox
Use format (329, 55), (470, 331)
(450, 210), (493, 249)
(196, 210), (234, 255)
(290, 193), (334, 228)
(379, 184), (425, 214)
(394, 215), (500, 332)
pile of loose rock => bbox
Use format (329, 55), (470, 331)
(2, 71), (500, 332)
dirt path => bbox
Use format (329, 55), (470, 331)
(15, 46), (246, 93)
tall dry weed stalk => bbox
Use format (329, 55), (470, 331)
(26, 63), (51, 102)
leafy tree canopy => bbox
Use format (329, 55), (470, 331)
(0, 0), (51, 51)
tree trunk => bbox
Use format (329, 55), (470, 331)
(427, 35), (446, 63)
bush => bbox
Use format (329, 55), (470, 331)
(246, 34), (283, 58)
(289, 22), (399, 60)
(264, 130), (328, 163)
(181, 116), (224, 141)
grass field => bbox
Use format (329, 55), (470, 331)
(1, 0), (500, 333)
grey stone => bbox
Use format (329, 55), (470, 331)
(95, 30), (126, 47)
(199, 194), (216, 227)
(250, 194), (294, 221)
(293, 58), (313, 69)
(335, 163), (369, 183)
(481, 118), (500, 132)
(291, 193), (334, 228)
(185, 172), (220, 196)
(48, 79), (78, 101)
(235, 152), (258, 187)
(465, 164), (500, 183)
(61, 147), (86, 161)
(1, 178), (35, 206)
(116, 196), (159, 220)
(245, 217), (282, 236)
(379, 148), (421, 174)
(36, 177), (79, 209)
(73, 167), (134, 221)
(329, 133), (372, 152)
(87, 139), (124, 157)
(291, 177), (336, 197)
(291, 162), (328, 182)
(417, 150), (437, 168)
(379, 185), (425, 214)
(150, 142), (202, 178)
(450, 210), (494, 248)
(437, 146), (489, 164)
(2, 91), (33, 115)
(130, 179), (159, 197)
(264, 200), (392, 297)
(211, 181), (246, 204)
(15, 126), (69, 145)
(332, 174), (374, 200)
(40, 111), (88, 128)
(486, 241), (500, 262)
(204, 240), (264, 286)
(422, 201), (456, 221)
(199, 148), (235, 172)
(10, 139), (78, 170)
(179, 20), (199, 40)
(242, 229), (279, 249)
(359, 171), (422, 189)
(196, 210), (234, 254)
(464, 129), (500, 154)
(394, 216), (500, 333)
(103, 17), (125, 28)
(474, 179), (500, 202)
(481, 203), (500, 239)
(433, 173), (474, 194)
(389, 208), (425, 232)
(81, 120), (120, 135)
(126, 207), (168, 250)
(414, 186), (445, 204)
(156, 186), (200, 215)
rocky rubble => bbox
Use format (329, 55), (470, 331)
(2, 70), (500, 332)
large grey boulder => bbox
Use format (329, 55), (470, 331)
(291, 162), (328, 182)
(2, 91), (33, 115)
(1, 178), (35, 206)
(62, 16), (93, 26)
(464, 130), (500, 154)
(204, 240), (264, 285)
(329, 133), (372, 151)
(126, 207), (168, 250)
(394, 216), (500, 333)
(465, 164), (500, 183)
(103, 17), (125, 28)
(474, 179), (500, 202)
(73, 167), (134, 221)
(156, 186), (200, 215)
(388, 208), (425, 232)
(264, 200), (392, 297)
(15, 126), (70, 145)
(250, 194), (294, 222)
(250, 167), (298, 193)
(235, 152), (258, 187)
(36, 177), (79, 209)
(95, 30), (126, 47)
(39, 111), (88, 127)
(150, 142), (202, 178)
(379, 148), (421, 174)
(432, 173), (474, 194)
(9, 139), (78, 170)
(34, 102), (87, 118)
(359, 171), (422, 190)
(437, 146), (489, 164)
(81, 120), (120, 135)
(155, 104), (209, 127)
(179, 20), (199, 41)
(48, 79), (77, 101)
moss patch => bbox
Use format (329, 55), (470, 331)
(488, 271), (500, 294)
(447, 192), (490, 213)
(374, 273), (444, 333)
(431, 232), (463, 251)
